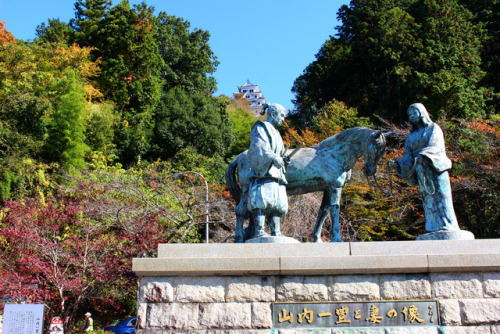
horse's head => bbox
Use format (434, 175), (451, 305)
(363, 131), (390, 176)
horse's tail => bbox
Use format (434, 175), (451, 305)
(225, 154), (242, 202)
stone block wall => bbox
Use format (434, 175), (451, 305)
(136, 272), (500, 333)
(133, 241), (500, 334)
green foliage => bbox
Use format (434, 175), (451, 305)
(71, 0), (112, 49)
(293, 0), (492, 122)
(311, 100), (371, 135)
(43, 71), (89, 171)
(86, 101), (118, 156)
(151, 87), (233, 161)
(284, 99), (371, 146)
(35, 18), (74, 44)
(155, 12), (219, 94)
(224, 95), (257, 159)
(459, 0), (500, 115)
(0, 156), (55, 202)
(71, 0), (163, 164)
(170, 147), (227, 184)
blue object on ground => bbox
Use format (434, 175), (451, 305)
(103, 317), (136, 334)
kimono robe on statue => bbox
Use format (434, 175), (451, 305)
(247, 120), (288, 215)
(394, 106), (459, 232)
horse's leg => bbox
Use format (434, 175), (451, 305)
(234, 214), (245, 243)
(243, 214), (254, 241)
(233, 194), (248, 243)
(329, 187), (343, 242)
(311, 191), (330, 243)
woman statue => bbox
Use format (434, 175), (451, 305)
(391, 103), (460, 232)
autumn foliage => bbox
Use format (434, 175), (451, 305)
(0, 22), (15, 45)
(1, 0), (499, 331)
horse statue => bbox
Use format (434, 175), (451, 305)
(225, 127), (389, 243)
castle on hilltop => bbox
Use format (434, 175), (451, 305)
(236, 80), (266, 112)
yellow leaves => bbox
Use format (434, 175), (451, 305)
(0, 42), (102, 102)
(282, 99), (371, 147)
(84, 84), (103, 102)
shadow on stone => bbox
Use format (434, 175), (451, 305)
(245, 236), (300, 243)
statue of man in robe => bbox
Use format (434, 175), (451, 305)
(247, 103), (288, 239)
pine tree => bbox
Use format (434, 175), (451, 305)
(97, 1), (163, 163)
(71, 0), (111, 50)
(293, 0), (491, 121)
(35, 19), (73, 44)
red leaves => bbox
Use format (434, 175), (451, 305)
(0, 193), (164, 322)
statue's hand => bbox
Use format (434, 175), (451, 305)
(273, 156), (285, 169)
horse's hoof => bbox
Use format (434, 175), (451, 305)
(310, 233), (322, 243)
(234, 235), (244, 243)
(330, 237), (343, 243)
(312, 237), (323, 243)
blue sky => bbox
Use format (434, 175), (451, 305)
(1, 0), (348, 110)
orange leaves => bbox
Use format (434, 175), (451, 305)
(464, 119), (500, 138)
(0, 21), (15, 46)
(282, 122), (321, 147)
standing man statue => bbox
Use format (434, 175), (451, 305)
(247, 103), (289, 239)
(391, 103), (474, 240)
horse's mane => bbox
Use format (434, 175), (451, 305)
(314, 127), (376, 149)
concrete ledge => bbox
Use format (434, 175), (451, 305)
(428, 254), (500, 272)
(280, 255), (429, 275)
(157, 243), (350, 258)
(349, 239), (500, 255)
(133, 239), (500, 277)
(133, 257), (280, 276)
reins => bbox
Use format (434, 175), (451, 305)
(387, 158), (436, 196)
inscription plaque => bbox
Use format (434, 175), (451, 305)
(273, 301), (439, 328)
(3, 304), (44, 334)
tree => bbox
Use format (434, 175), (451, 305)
(151, 87), (233, 161)
(291, 38), (358, 127)
(0, 161), (214, 330)
(35, 19), (73, 44)
(410, 0), (488, 119)
(459, 0), (500, 116)
(70, 0), (111, 50)
(0, 195), (149, 332)
(0, 41), (100, 199)
(293, 0), (491, 122)
(155, 12), (219, 94)
(70, 0), (163, 164)
(0, 21), (15, 45)
(85, 101), (118, 157)
(98, 1), (163, 164)
(224, 94), (257, 159)
(43, 71), (90, 171)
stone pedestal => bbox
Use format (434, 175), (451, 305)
(417, 229), (475, 240)
(133, 240), (500, 333)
